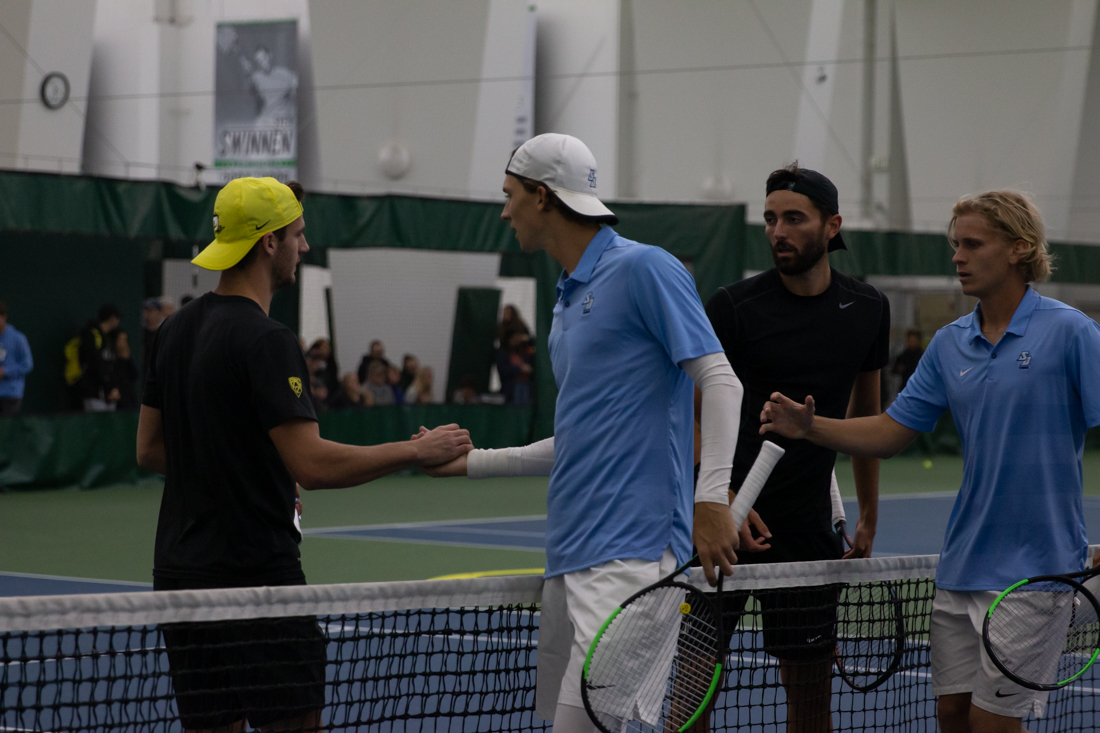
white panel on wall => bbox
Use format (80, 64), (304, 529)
(495, 276), (538, 337)
(328, 249), (502, 403)
(299, 265), (333, 349)
(162, 259), (220, 306)
(467, 1), (537, 198)
(895, 0), (1092, 237)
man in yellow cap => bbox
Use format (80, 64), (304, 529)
(136, 177), (473, 732)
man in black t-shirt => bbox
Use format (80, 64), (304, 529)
(705, 164), (889, 732)
(137, 177), (473, 732)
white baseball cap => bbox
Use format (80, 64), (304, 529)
(506, 133), (618, 223)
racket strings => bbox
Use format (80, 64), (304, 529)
(987, 580), (1100, 687)
(586, 587), (721, 733)
(835, 582), (904, 688)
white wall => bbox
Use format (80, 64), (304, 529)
(894, 0), (1096, 239)
(13, 1), (1100, 246)
(84, 0), (317, 186)
(0, 0), (96, 174)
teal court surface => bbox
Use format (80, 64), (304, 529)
(3, 454), (1100, 596)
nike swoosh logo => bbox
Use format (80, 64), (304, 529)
(994, 690), (1020, 698)
(255, 220), (271, 230)
(960, 368), (973, 376)
(839, 302), (853, 309)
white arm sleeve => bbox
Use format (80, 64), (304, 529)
(466, 437), (555, 479)
(682, 352), (744, 505)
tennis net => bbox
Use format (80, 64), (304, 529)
(0, 554), (1096, 732)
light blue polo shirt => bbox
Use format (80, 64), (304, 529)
(887, 287), (1100, 591)
(545, 227), (722, 577)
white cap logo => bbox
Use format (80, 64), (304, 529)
(506, 134), (617, 222)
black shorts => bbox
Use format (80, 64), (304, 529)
(720, 530), (844, 662)
(155, 576), (327, 730)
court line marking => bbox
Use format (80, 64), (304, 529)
(0, 571), (152, 587)
(302, 513), (546, 535)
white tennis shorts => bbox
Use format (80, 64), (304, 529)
(535, 548), (680, 720)
(930, 588), (1054, 719)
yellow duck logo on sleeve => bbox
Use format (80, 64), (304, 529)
(288, 377), (303, 397)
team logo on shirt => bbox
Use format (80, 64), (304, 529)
(1018, 351), (1031, 369)
(583, 292), (595, 314)
(288, 376), (303, 397)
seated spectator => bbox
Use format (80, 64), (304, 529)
(498, 304), (530, 346)
(893, 328), (924, 393)
(330, 373), (372, 409)
(387, 364), (405, 404)
(399, 354), (419, 392)
(405, 366), (434, 405)
(496, 331), (534, 406)
(109, 331), (140, 411)
(356, 340), (390, 384)
(310, 374), (329, 412)
(0, 300), (33, 418)
(452, 374), (480, 405)
(363, 360), (394, 406)
(305, 338), (339, 396)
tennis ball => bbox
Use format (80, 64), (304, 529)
(923, 459), (933, 469)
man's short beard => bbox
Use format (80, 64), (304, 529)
(271, 238), (297, 289)
(772, 229), (829, 276)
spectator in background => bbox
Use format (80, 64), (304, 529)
(363, 360), (394, 406)
(356, 340), (390, 384)
(0, 300), (33, 417)
(309, 374), (329, 412)
(496, 331), (534, 406)
(109, 331), (140, 411)
(405, 366), (434, 405)
(399, 354), (419, 392)
(498, 304), (530, 345)
(387, 364), (405, 404)
(330, 372), (372, 409)
(305, 338), (339, 396)
(78, 304), (123, 412)
(452, 374), (480, 405)
(893, 328), (924, 393)
(142, 298), (166, 383)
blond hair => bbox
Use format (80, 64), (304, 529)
(948, 190), (1054, 283)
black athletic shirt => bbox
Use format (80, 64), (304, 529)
(143, 293), (317, 585)
(706, 269), (890, 533)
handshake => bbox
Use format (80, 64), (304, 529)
(409, 424), (473, 477)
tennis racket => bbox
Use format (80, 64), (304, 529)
(581, 441), (784, 733)
(829, 472), (906, 693)
(983, 566), (1100, 691)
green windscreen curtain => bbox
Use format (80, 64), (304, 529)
(5, 169), (1100, 436)
(446, 287), (502, 400)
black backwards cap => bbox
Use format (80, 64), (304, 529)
(765, 167), (847, 252)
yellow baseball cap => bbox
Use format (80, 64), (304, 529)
(193, 177), (303, 271)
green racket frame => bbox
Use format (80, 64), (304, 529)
(983, 574), (1100, 691)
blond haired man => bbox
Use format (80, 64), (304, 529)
(759, 191), (1100, 733)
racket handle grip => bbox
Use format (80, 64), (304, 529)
(730, 441), (785, 527)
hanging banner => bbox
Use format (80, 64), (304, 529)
(214, 20), (298, 183)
